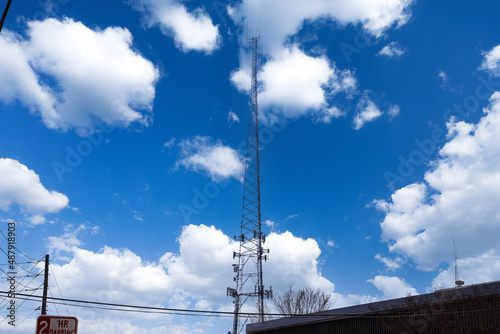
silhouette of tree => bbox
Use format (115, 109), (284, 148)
(272, 285), (334, 316)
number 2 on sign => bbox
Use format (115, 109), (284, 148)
(38, 320), (48, 334)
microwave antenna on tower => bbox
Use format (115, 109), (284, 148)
(227, 35), (272, 334)
(453, 239), (464, 287)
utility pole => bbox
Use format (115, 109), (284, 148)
(41, 254), (49, 315)
(0, 0), (13, 33)
(227, 35), (272, 334)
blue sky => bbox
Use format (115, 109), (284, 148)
(1, 0), (500, 332)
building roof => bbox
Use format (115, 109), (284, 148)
(246, 280), (500, 333)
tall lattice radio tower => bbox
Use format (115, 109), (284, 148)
(227, 36), (272, 334)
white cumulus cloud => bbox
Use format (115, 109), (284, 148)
(0, 31), (56, 123)
(230, 0), (413, 55)
(0, 158), (68, 220)
(176, 136), (244, 182)
(368, 276), (418, 299)
(51, 245), (172, 306)
(45, 224), (345, 325)
(480, 45), (500, 76)
(0, 18), (159, 135)
(36, 223), (399, 332)
(130, 0), (220, 54)
(230, 67), (251, 93)
(228, 0), (410, 128)
(264, 231), (334, 292)
(159, 224), (237, 307)
(375, 92), (500, 277)
(232, 46), (357, 123)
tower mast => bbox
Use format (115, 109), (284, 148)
(453, 239), (464, 287)
(227, 35), (272, 334)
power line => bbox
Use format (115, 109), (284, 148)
(11, 270), (43, 294)
(0, 230), (39, 262)
(0, 290), (320, 319)
(0, 246), (8, 257)
(0, 267), (42, 309)
(1, 275), (41, 291)
(48, 285), (60, 315)
(0, 291), (293, 319)
(50, 263), (70, 315)
(2, 290), (495, 322)
(0, 291), (256, 317)
(7, 307), (39, 334)
(0, 283), (42, 325)
(0, 251), (33, 274)
(0, 263), (43, 312)
(18, 297), (235, 318)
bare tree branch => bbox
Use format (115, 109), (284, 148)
(272, 285), (334, 316)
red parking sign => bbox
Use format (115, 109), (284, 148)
(36, 316), (78, 334)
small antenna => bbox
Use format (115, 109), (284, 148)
(453, 239), (464, 287)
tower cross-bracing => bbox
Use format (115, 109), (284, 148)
(227, 36), (272, 334)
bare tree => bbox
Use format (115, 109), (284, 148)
(272, 285), (334, 316)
